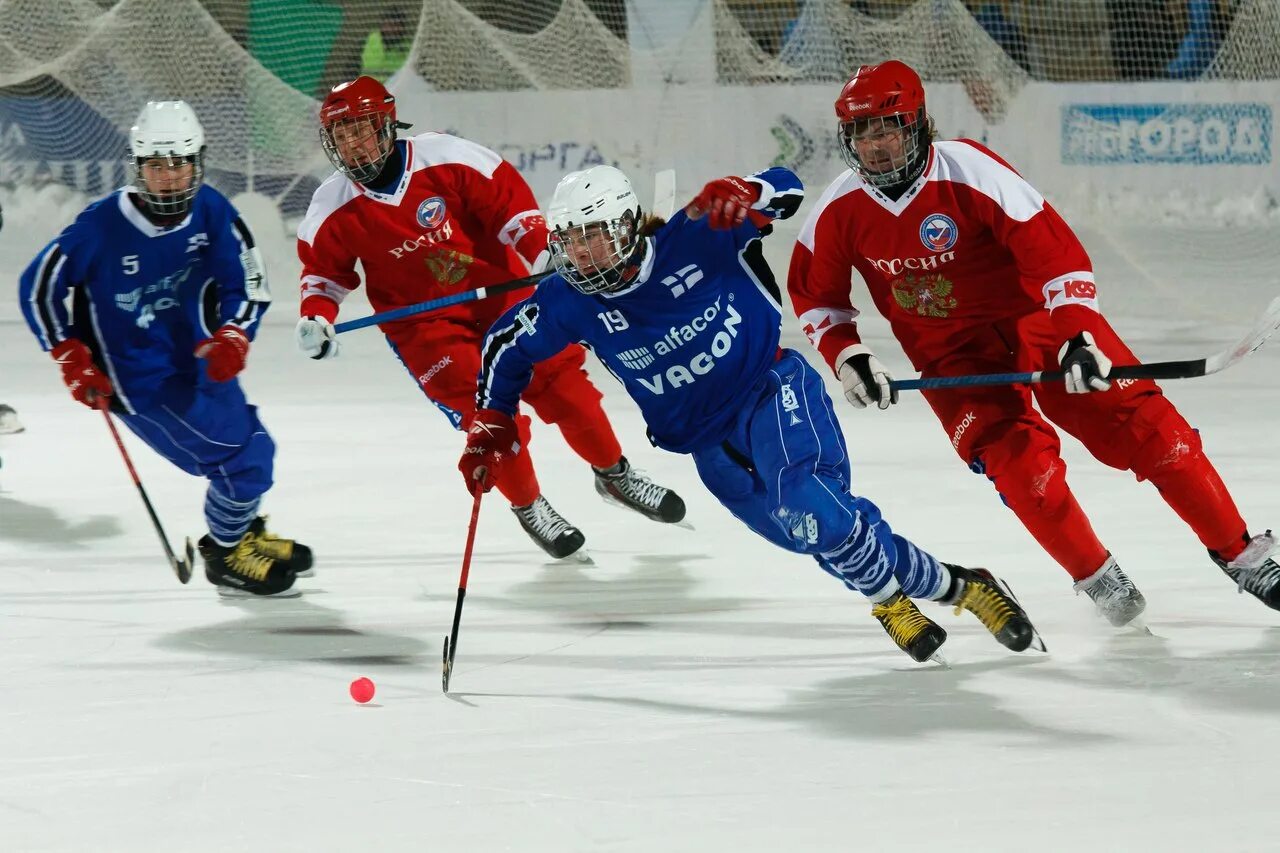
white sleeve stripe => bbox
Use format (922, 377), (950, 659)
(297, 174), (360, 245)
(797, 171), (862, 251)
(798, 307), (859, 348)
(933, 141), (1045, 223)
(300, 275), (354, 304)
(28, 244), (62, 348)
(41, 251), (69, 347)
(745, 175), (775, 209)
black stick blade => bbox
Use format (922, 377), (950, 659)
(175, 537), (194, 584)
(442, 636), (452, 693)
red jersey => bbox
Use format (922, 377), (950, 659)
(297, 132), (548, 329)
(788, 139), (1101, 373)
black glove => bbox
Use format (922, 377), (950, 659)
(1058, 331), (1112, 394)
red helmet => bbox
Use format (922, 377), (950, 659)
(834, 60), (932, 191)
(319, 76), (410, 184)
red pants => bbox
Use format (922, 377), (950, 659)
(921, 311), (1247, 579)
(386, 313), (622, 507)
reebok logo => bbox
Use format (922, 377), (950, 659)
(417, 355), (452, 386)
(952, 410), (978, 449)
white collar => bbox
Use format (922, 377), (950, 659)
(117, 188), (193, 237)
(857, 147), (936, 217)
(599, 236), (655, 299)
(359, 138), (415, 205)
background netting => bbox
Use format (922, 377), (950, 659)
(0, 1), (1273, 226)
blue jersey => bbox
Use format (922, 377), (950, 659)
(19, 186), (269, 413)
(478, 167), (803, 453)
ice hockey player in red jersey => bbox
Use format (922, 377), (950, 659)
(788, 60), (1280, 626)
(295, 76), (685, 558)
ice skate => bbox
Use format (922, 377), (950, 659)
(872, 592), (947, 663)
(1074, 556), (1146, 627)
(593, 456), (686, 523)
(512, 495), (586, 559)
(0, 403), (22, 434)
(943, 565), (1041, 652)
(1212, 531), (1280, 611)
(199, 529), (300, 598)
(245, 516), (314, 577)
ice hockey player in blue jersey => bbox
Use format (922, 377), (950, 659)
(18, 100), (312, 597)
(459, 164), (1043, 662)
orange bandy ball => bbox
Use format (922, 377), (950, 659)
(349, 677), (376, 704)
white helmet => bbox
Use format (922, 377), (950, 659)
(129, 100), (206, 218)
(546, 165), (643, 295)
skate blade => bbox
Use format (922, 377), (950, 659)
(560, 549), (594, 565)
(928, 650), (951, 668)
(215, 585), (303, 599)
(597, 489), (689, 527)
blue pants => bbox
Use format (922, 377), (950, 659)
(118, 380), (274, 545)
(692, 350), (945, 602)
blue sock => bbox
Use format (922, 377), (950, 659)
(818, 513), (899, 602)
(206, 489), (261, 546)
(892, 535), (948, 600)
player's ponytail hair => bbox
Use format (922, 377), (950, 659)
(638, 213), (666, 236)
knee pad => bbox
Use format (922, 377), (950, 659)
(981, 431), (1072, 518)
(1123, 396), (1204, 482)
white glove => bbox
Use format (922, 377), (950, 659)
(1058, 331), (1111, 393)
(837, 345), (898, 410)
(295, 316), (340, 360)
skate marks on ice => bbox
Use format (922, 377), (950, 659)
(1019, 624), (1280, 729)
(497, 551), (753, 620)
(0, 495), (120, 548)
(152, 597), (431, 668)
(464, 655), (1102, 746)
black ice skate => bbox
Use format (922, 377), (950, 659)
(511, 495), (586, 559)
(199, 529), (299, 597)
(943, 565), (1041, 652)
(593, 456), (686, 523)
(0, 403), (22, 434)
(1074, 556), (1147, 627)
(246, 516), (314, 577)
(872, 592), (947, 663)
(1212, 530), (1280, 611)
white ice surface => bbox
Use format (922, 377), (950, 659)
(1, 191), (1279, 852)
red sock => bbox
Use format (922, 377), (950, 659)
(554, 407), (623, 471)
(1013, 491), (1110, 581)
(496, 446), (541, 508)
(1148, 458), (1249, 560)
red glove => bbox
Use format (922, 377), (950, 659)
(458, 409), (521, 496)
(51, 339), (112, 409)
(194, 325), (250, 382)
(686, 176), (761, 230)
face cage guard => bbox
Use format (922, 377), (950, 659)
(549, 213), (641, 296)
(837, 110), (927, 190)
(132, 152), (204, 218)
(320, 114), (395, 184)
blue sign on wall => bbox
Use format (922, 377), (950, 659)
(1062, 103), (1271, 166)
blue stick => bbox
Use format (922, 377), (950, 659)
(333, 272), (547, 334)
